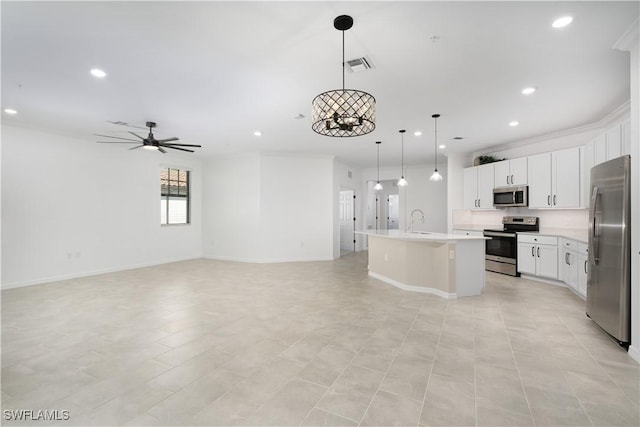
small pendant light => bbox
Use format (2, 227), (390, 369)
(374, 141), (383, 191)
(430, 114), (443, 182)
(397, 130), (408, 187)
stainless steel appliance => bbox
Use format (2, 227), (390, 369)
(493, 186), (528, 208)
(587, 155), (631, 347)
(484, 216), (539, 276)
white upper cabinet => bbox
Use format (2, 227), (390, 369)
(463, 163), (495, 210)
(528, 147), (580, 209)
(463, 167), (477, 210)
(590, 118), (631, 167)
(528, 152), (553, 208)
(493, 157), (527, 188)
(553, 147), (581, 208)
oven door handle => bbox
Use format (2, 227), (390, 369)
(483, 231), (517, 238)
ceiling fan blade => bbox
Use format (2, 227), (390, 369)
(157, 137), (179, 143)
(128, 145), (145, 150)
(94, 134), (140, 142)
(163, 145), (194, 153)
(158, 147), (167, 153)
(96, 141), (140, 144)
(160, 143), (202, 147)
(128, 131), (145, 140)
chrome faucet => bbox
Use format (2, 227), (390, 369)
(409, 209), (425, 232)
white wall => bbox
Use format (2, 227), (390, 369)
(260, 153), (334, 262)
(202, 152), (334, 263)
(617, 21), (639, 362)
(1, 125), (203, 289)
(201, 153), (261, 261)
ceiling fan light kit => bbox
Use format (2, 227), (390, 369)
(96, 121), (202, 154)
(311, 15), (376, 137)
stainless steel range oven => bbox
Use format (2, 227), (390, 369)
(484, 216), (539, 276)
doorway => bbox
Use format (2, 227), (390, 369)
(339, 189), (356, 256)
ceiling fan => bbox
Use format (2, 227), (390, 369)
(95, 121), (202, 153)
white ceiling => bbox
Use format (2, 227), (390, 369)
(2, 1), (637, 168)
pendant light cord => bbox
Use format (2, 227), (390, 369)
(377, 143), (380, 181)
(342, 30), (345, 91)
(434, 117), (438, 171)
(401, 132), (405, 176)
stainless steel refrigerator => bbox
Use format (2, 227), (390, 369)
(587, 155), (631, 346)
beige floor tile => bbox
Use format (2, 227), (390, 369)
(360, 390), (422, 426)
(2, 253), (637, 427)
(316, 365), (384, 421)
(476, 404), (535, 426)
(379, 353), (431, 401)
(300, 408), (357, 426)
(523, 385), (591, 426)
(244, 378), (327, 426)
(297, 345), (356, 387)
(419, 373), (474, 427)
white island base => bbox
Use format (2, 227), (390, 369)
(357, 231), (487, 299)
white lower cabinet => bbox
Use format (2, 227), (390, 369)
(559, 238), (578, 292)
(517, 234), (558, 279)
(577, 242), (588, 298)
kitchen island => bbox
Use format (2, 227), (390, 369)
(356, 230), (487, 299)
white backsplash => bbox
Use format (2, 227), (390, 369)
(453, 208), (589, 231)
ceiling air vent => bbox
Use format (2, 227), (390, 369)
(346, 56), (374, 73)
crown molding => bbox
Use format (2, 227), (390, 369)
(475, 101), (630, 157)
(613, 17), (639, 51)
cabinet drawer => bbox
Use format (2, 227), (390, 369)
(577, 242), (588, 256)
(517, 234), (558, 246)
(560, 238), (577, 252)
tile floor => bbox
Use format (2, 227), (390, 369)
(1, 252), (638, 426)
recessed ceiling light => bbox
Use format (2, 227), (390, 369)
(552, 16), (573, 28)
(509, 121), (519, 127)
(4, 108), (17, 115)
(521, 87), (536, 95)
(439, 144), (446, 149)
(414, 131), (422, 136)
(90, 68), (107, 78)
(254, 131), (262, 136)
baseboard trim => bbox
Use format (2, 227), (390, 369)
(628, 345), (640, 364)
(203, 255), (333, 264)
(368, 271), (456, 299)
(1, 255), (202, 290)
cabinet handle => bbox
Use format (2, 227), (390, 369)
(584, 260), (588, 274)
(537, 247), (540, 257)
(478, 199), (480, 207)
(553, 195), (557, 205)
(511, 175), (514, 184)
(531, 246), (535, 257)
(547, 195), (551, 206)
(565, 253), (568, 264)
(507, 175), (509, 185)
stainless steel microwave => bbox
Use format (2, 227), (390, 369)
(493, 186), (528, 208)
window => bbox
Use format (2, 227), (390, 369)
(161, 167), (190, 225)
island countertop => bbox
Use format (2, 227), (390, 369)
(355, 229), (488, 242)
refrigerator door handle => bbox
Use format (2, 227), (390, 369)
(589, 187), (600, 265)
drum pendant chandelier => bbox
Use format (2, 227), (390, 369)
(311, 15), (376, 137)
